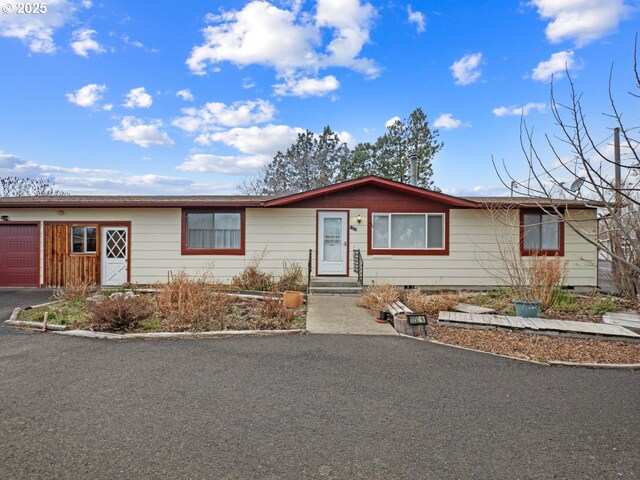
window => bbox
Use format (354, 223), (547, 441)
(71, 226), (97, 254)
(521, 211), (563, 255)
(371, 213), (445, 252)
(183, 210), (244, 255)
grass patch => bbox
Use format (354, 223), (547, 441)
(18, 299), (89, 327)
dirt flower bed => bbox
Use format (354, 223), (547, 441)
(18, 289), (305, 333)
(358, 284), (639, 364)
(430, 324), (640, 364)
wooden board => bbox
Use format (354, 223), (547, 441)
(603, 312), (640, 329)
(437, 311), (640, 340)
(454, 303), (496, 314)
(45, 224), (100, 287)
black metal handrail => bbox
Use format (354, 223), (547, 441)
(307, 249), (312, 295)
(353, 249), (364, 285)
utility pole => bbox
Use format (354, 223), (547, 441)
(614, 127), (621, 206)
(612, 127), (623, 280)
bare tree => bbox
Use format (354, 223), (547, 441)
(0, 177), (68, 197)
(495, 36), (640, 299)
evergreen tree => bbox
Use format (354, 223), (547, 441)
(238, 108), (442, 194)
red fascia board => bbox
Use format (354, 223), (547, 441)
(263, 176), (480, 208)
(0, 200), (265, 208)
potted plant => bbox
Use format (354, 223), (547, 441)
(512, 255), (567, 318)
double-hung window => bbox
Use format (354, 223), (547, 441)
(371, 213), (445, 253)
(521, 211), (563, 255)
(71, 226), (97, 254)
(183, 210), (244, 255)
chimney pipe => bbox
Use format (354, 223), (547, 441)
(409, 152), (418, 186)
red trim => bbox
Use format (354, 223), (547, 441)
(0, 200), (264, 208)
(0, 221), (40, 287)
(181, 208), (246, 256)
(367, 211), (450, 256)
(264, 176), (479, 208)
(315, 210), (350, 277)
(519, 209), (565, 257)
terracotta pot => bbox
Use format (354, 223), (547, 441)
(283, 291), (304, 309)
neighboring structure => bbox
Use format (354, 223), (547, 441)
(0, 176), (598, 289)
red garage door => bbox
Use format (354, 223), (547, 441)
(0, 224), (39, 287)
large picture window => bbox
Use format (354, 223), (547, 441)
(371, 213), (445, 252)
(182, 209), (244, 255)
(521, 211), (563, 255)
(71, 226), (97, 254)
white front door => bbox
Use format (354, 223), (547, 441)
(101, 226), (128, 286)
(317, 211), (348, 275)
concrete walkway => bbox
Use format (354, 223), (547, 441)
(306, 294), (397, 335)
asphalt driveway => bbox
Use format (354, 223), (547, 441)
(1, 332), (638, 479)
(0, 288), (54, 334)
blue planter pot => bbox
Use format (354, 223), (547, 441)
(513, 300), (541, 318)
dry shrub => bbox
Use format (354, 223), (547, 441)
(232, 266), (274, 291)
(277, 261), (305, 292)
(54, 278), (98, 300)
(528, 255), (567, 308)
(254, 295), (297, 329)
(403, 290), (460, 316)
(156, 271), (235, 330)
(357, 283), (401, 313)
(90, 295), (152, 331)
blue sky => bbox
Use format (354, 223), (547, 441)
(0, 0), (638, 196)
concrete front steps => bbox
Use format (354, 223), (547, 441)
(308, 277), (363, 295)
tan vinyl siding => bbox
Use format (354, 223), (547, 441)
(0, 205), (597, 287)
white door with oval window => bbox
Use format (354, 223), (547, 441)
(317, 211), (348, 275)
(101, 226), (128, 286)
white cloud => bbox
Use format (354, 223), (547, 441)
(385, 116), (401, 128)
(173, 99), (276, 133)
(273, 75), (339, 97)
(109, 116), (174, 148)
(197, 124), (304, 155)
(492, 102), (547, 117)
(70, 28), (104, 57)
(123, 87), (153, 109)
(407, 5), (426, 33)
(531, 0), (630, 46)
(186, 0), (379, 84)
(0, 150), (236, 195)
(531, 50), (578, 82)
(433, 113), (463, 129)
(0, 0), (77, 53)
(176, 89), (194, 101)
(187, 2), (319, 75)
(450, 52), (483, 86)
(315, 0), (378, 76)
(177, 153), (270, 174)
(242, 77), (256, 89)
(121, 34), (158, 53)
(66, 83), (107, 108)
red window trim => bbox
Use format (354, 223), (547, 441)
(519, 209), (565, 257)
(367, 210), (450, 256)
(181, 207), (246, 256)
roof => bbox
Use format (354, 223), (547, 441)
(263, 176), (480, 208)
(0, 177), (601, 209)
(0, 195), (274, 208)
(464, 196), (603, 209)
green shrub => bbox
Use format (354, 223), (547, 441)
(548, 289), (580, 313)
(589, 294), (622, 315)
